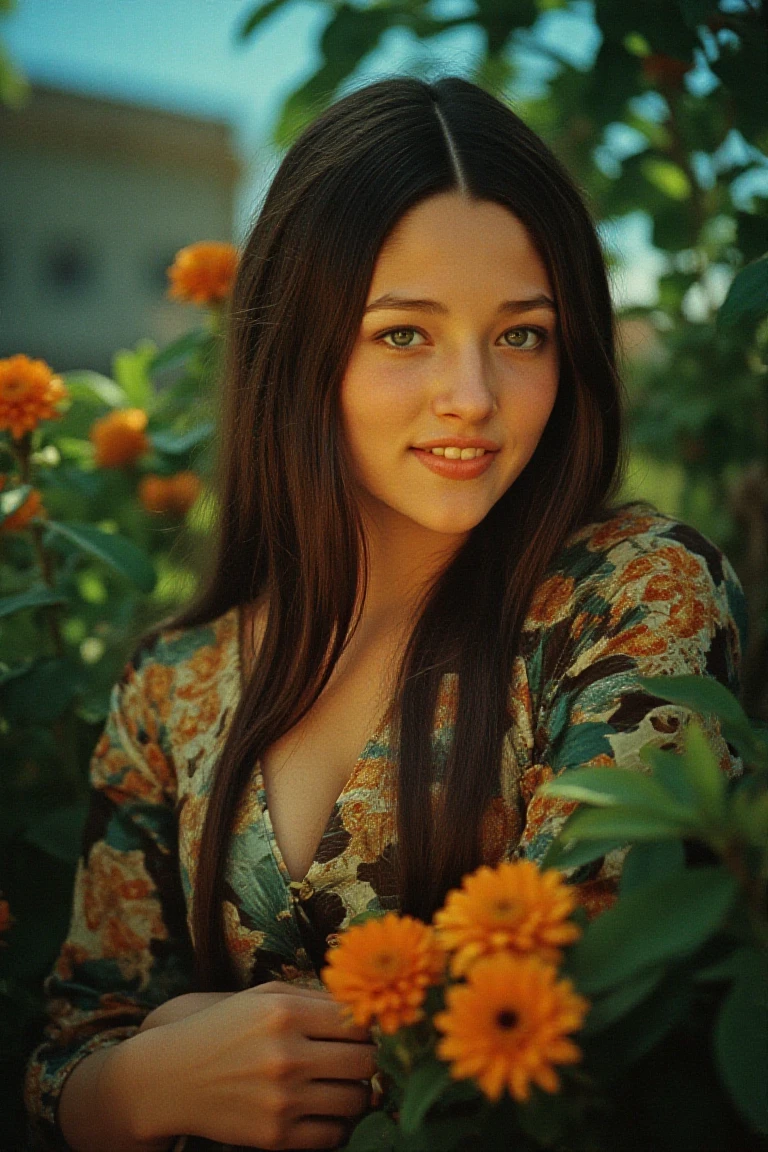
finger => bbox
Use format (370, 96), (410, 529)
(285, 1117), (351, 1150)
(298, 998), (373, 1043)
(306, 1039), (378, 1082)
(247, 981), (332, 1000)
(299, 1079), (371, 1118)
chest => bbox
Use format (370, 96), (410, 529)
(243, 613), (401, 883)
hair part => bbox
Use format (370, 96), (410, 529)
(155, 75), (630, 991)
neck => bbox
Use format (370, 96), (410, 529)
(354, 503), (466, 638)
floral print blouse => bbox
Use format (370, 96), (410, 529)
(24, 503), (748, 1152)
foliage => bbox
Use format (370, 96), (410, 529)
(0, 0), (28, 108)
(0, 255), (231, 1147)
(324, 677), (768, 1151)
(238, 0), (768, 717)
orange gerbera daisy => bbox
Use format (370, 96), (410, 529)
(90, 409), (149, 468)
(434, 954), (589, 1103)
(0, 354), (68, 440)
(139, 471), (202, 517)
(167, 241), (238, 306)
(322, 913), (445, 1035)
(0, 480), (45, 531)
(433, 860), (581, 977)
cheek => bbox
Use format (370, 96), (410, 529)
(341, 365), (420, 443)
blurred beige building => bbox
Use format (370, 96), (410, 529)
(0, 84), (240, 373)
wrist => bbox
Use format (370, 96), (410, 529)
(103, 1028), (181, 1147)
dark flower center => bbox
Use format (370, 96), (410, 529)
(496, 1009), (519, 1030)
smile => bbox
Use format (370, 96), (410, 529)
(411, 447), (497, 479)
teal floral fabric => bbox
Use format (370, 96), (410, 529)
(23, 503), (748, 1151)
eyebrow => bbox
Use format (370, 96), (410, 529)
(363, 292), (557, 316)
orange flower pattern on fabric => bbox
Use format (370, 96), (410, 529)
(322, 913), (445, 1034)
(0, 479), (45, 531)
(434, 953), (589, 1102)
(0, 354), (68, 440)
(139, 472), (202, 517)
(434, 860), (581, 977)
(167, 241), (238, 306)
(90, 409), (149, 468)
(24, 506), (747, 1146)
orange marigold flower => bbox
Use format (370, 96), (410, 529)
(0, 354), (68, 440)
(139, 471), (202, 517)
(433, 860), (581, 977)
(434, 953), (589, 1103)
(167, 241), (238, 306)
(322, 913), (445, 1035)
(0, 479), (45, 532)
(90, 408), (149, 469)
(0, 897), (14, 935)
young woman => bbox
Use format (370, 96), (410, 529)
(24, 76), (745, 1152)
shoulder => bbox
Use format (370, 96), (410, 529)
(526, 501), (746, 637)
(521, 501), (747, 697)
(112, 604), (241, 724)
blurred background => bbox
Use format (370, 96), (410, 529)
(0, 0), (766, 1145)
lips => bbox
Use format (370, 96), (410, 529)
(412, 438), (501, 452)
(411, 446), (497, 480)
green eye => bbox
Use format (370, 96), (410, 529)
(382, 328), (422, 348)
(502, 327), (544, 350)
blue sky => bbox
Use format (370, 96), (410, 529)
(2, 0), (674, 303)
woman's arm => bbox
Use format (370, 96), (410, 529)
(59, 983), (378, 1151)
(23, 643), (196, 1151)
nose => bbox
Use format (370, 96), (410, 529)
(431, 347), (497, 423)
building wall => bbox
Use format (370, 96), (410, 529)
(0, 85), (240, 374)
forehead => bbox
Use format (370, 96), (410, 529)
(368, 192), (551, 299)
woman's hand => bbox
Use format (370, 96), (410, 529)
(117, 981), (377, 1151)
(139, 992), (237, 1032)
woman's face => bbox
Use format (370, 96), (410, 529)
(340, 191), (560, 543)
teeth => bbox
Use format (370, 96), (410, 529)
(428, 446), (487, 459)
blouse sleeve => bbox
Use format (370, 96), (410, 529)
(23, 640), (195, 1151)
(512, 519), (747, 919)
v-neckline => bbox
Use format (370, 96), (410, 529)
(234, 603), (395, 889)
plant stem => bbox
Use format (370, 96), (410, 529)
(13, 434), (64, 658)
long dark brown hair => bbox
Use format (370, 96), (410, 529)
(162, 75), (630, 991)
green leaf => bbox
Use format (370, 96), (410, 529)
(641, 157), (691, 201)
(112, 341), (156, 410)
(619, 839), (686, 895)
(679, 720), (727, 822)
(638, 744), (699, 809)
(400, 1062), (453, 1135)
(61, 370), (127, 409)
(150, 422), (214, 455)
(0, 586), (68, 619)
(347, 908), (387, 928)
(22, 800), (88, 866)
(343, 1109), (398, 1151)
(238, 0), (292, 40)
(715, 948), (768, 1134)
(568, 867), (739, 994)
(540, 832), (626, 871)
(0, 483), (31, 524)
(581, 965), (666, 1035)
(539, 765), (694, 820)
(718, 254), (768, 331)
(637, 674), (765, 766)
(0, 657), (82, 724)
(150, 330), (209, 374)
(43, 521), (156, 594)
(551, 805), (694, 845)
